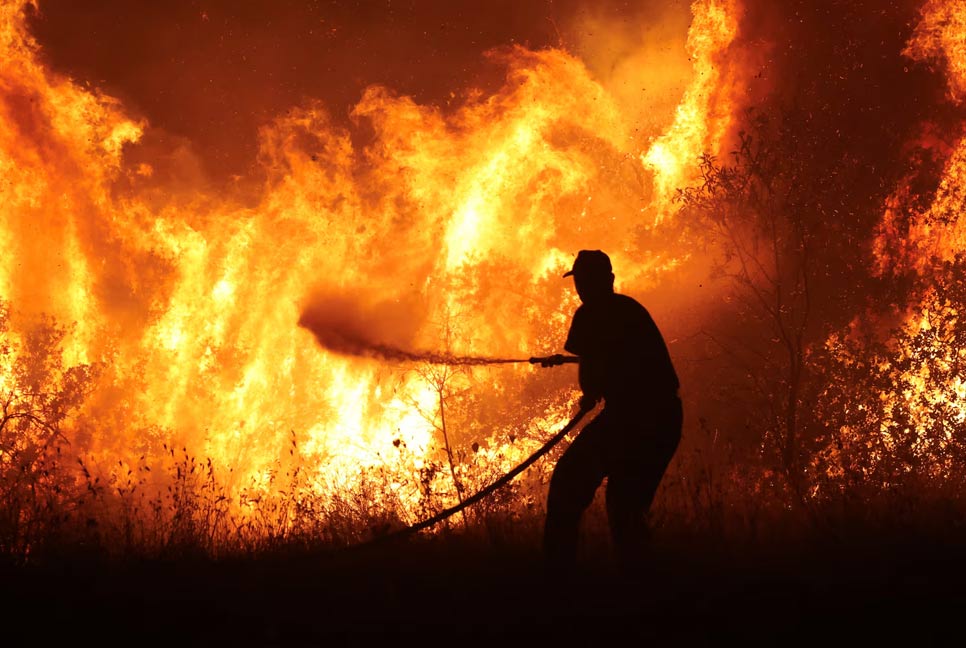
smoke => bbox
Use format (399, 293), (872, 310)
(298, 291), (527, 366)
(712, 0), (958, 321)
(563, 0), (692, 142)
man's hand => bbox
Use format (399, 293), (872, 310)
(578, 393), (600, 412)
(529, 354), (580, 367)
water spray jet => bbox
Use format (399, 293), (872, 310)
(298, 303), (578, 366)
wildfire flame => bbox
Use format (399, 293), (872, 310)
(822, 0), (966, 483)
(8, 0), (966, 552)
(642, 0), (739, 216)
(0, 0), (740, 532)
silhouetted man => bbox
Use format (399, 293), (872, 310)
(543, 249), (682, 569)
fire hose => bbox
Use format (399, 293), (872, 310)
(347, 355), (584, 549)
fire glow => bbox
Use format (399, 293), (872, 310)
(2, 0), (966, 550)
(0, 0), (740, 536)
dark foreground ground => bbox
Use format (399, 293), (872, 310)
(3, 526), (966, 647)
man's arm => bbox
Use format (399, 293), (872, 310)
(577, 355), (604, 411)
(532, 354), (600, 410)
(530, 354), (579, 367)
(563, 306), (602, 411)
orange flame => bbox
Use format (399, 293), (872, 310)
(642, 0), (740, 219)
(848, 0), (966, 478)
(0, 0), (738, 529)
(905, 0), (966, 103)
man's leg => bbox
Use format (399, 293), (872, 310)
(543, 415), (607, 569)
(605, 398), (683, 570)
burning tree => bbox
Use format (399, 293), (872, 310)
(676, 113), (820, 496)
(0, 303), (96, 556)
(812, 260), (966, 497)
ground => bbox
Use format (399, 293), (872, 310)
(3, 529), (965, 646)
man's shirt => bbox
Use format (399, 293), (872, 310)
(564, 293), (679, 405)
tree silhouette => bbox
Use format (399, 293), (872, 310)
(0, 303), (96, 555)
(677, 113), (816, 495)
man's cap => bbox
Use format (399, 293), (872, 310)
(563, 249), (612, 278)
